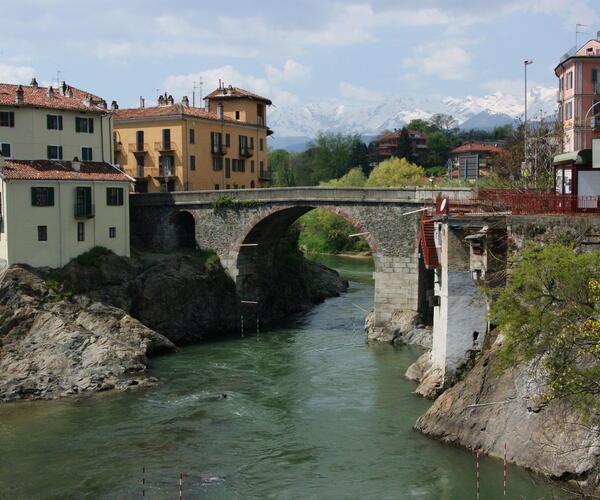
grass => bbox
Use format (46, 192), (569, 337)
(75, 246), (112, 266)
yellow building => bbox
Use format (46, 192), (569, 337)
(113, 85), (272, 192)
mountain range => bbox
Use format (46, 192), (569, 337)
(267, 86), (556, 150)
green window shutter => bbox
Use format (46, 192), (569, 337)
(118, 188), (123, 205)
(58, 116), (63, 130)
(9, 112), (14, 127)
(47, 145), (51, 159)
(48, 188), (54, 206)
(47, 115), (52, 129)
(75, 117), (81, 132)
(31, 187), (36, 205)
(89, 118), (94, 134)
(58, 146), (63, 159)
(106, 187), (111, 205)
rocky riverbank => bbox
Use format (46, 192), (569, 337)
(413, 332), (600, 496)
(0, 249), (348, 402)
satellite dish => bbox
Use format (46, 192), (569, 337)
(439, 198), (447, 212)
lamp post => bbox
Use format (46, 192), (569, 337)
(524, 60), (534, 166)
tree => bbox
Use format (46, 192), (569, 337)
(406, 119), (432, 133)
(491, 244), (600, 412)
(320, 167), (366, 187)
(395, 127), (412, 160)
(296, 209), (370, 253)
(429, 113), (459, 134)
(268, 149), (294, 187)
(425, 131), (450, 167)
(349, 139), (369, 174)
(307, 132), (359, 184)
(366, 157), (425, 187)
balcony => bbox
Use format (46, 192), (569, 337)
(153, 166), (176, 179)
(258, 169), (271, 181)
(211, 143), (227, 156)
(129, 143), (148, 154)
(240, 145), (254, 158)
(154, 141), (175, 153)
(74, 203), (95, 219)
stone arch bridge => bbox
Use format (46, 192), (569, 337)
(130, 187), (472, 330)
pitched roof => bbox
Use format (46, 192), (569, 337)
(450, 143), (504, 155)
(0, 83), (108, 114)
(1, 160), (131, 182)
(372, 129), (427, 142)
(114, 103), (238, 122)
(205, 86), (272, 105)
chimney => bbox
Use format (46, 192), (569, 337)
(182, 95), (189, 106)
(139, 96), (145, 108)
(46, 85), (54, 98)
(30, 77), (38, 88)
(66, 86), (73, 98)
(217, 103), (224, 120)
(82, 94), (91, 107)
(72, 157), (81, 172)
(111, 100), (119, 110)
(597, 30), (600, 41)
(167, 94), (174, 105)
(60, 81), (67, 96)
(158, 95), (165, 106)
(15, 85), (24, 105)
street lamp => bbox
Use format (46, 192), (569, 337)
(524, 60), (534, 165)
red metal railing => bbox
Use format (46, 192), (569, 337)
(420, 210), (440, 269)
(509, 194), (600, 214)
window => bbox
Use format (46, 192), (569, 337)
(232, 159), (237, 172)
(77, 222), (85, 242)
(226, 184), (230, 189)
(81, 147), (93, 161)
(238, 159), (245, 172)
(0, 111), (14, 127)
(136, 155), (144, 177)
(213, 157), (223, 171)
(235, 111), (240, 120)
(75, 186), (93, 217)
(106, 187), (124, 206)
(47, 114), (63, 130)
(162, 129), (171, 149)
(136, 131), (144, 150)
(566, 71), (573, 90)
(75, 117), (94, 133)
(109, 227), (116, 238)
(31, 187), (55, 206)
(566, 101), (573, 120)
(225, 134), (230, 147)
(189, 129), (195, 144)
(250, 160), (255, 173)
(0, 143), (11, 158)
(251, 180), (255, 188)
(210, 132), (223, 153)
(559, 76), (564, 91)
(259, 138), (264, 151)
(241, 185), (245, 189)
(47, 145), (63, 160)
(214, 184), (220, 190)
(593, 69), (600, 94)
(225, 158), (231, 177)
(249, 137), (254, 149)
(190, 155), (196, 171)
(37, 225), (47, 241)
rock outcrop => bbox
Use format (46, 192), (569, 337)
(0, 249), (348, 402)
(414, 334), (600, 496)
(364, 309), (432, 348)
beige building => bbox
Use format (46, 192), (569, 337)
(0, 80), (132, 270)
(0, 80), (114, 163)
(113, 85), (272, 192)
(0, 158), (132, 269)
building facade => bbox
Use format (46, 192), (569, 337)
(449, 143), (503, 179)
(113, 85), (272, 192)
(0, 158), (131, 269)
(0, 80), (113, 163)
(369, 129), (428, 166)
(555, 31), (600, 152)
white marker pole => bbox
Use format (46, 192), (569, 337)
(348, 231), (370, 238)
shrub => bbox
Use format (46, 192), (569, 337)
(75, 246), (112, 266)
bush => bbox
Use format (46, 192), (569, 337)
(366, 157), (425, 187)
(75, 246), (112, 267)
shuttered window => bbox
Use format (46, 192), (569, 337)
(106, 187), (124, 206)
(31, 187), (55, 206)
(0, 111), (14, 127)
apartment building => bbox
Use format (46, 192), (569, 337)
(113, 85), (272, 192)
(555, 30), (600, 152)
(0, 80), (131, 269)
(368, 129), (429, 165)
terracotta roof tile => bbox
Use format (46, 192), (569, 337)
(0, 83), (108, 113)
(372, 129), (428, 142)
(114, 103), (238, 122)
(450, 143), (504, 154)
(205, 86), (272, 105)
(1, 160), (131, 182)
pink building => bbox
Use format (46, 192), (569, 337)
(555, 31), (600, 152)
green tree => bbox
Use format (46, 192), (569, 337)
(349, 139), (369, 174)
(395, 127), (412, 160)
(429, 113), (459, 134)
(406, 119), (433, 133)
(320, 167), (366, 187)
(268, 149), (294, 187)
(425, 131), (450, 166)
(307, 132), (358, 184)
(366, 157), (425, 187)
(491, 244), (600, 412)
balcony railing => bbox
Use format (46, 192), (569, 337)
(211, 143), (227, 155)
(154, 166), (175, 178)
(129, 142), (148, 154)
(258, 169), (271, 181)
(74, 203), (95, 218)
(240, 145), (254, 158)
(154, 141), (174, 152)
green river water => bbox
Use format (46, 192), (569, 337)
(0, 255), (571, 499)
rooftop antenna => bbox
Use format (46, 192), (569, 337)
(576, 23), (588, 48)
(192, 78), (203, 107)
(55, 70), (62, 86)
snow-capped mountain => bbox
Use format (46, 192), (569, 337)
(268, 87), (556, 138)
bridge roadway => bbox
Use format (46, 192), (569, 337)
(130, 187), (473, 330)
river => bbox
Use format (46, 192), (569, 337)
(0, 255), (569, 499)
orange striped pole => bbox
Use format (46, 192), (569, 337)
(476, 449), (480, 499)
(141, 466), (145, 497)
(503, 442), (507, 496)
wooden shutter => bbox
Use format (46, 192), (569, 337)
(88, 118), (94, 133)
(47, 115), (52, 129)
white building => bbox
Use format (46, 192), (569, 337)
(0, 80), (132, 270)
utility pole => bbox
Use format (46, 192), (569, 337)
(576, 23), (588, 49)
(524, 60), (533, 172)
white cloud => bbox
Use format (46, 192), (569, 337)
(339, 82), (382, 102)
(402, 42), (472, 80)
(265, 60), (311, 84)
(0, 63), (36, 84)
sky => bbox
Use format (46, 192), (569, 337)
(1, 0), (599, 111)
